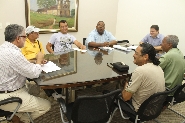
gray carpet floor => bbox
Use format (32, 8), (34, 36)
(26, 82), (185, 123)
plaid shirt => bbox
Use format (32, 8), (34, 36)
(0, 42), (42, 91)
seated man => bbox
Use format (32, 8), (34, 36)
(21, 26), (45, 63)
(159, 35), (185, 89)
(86, 21), (117, 47)
(0, 24), (51, 123)
(140, 25), (164, 51)
(120, 43), (165, 112)
(46, 20), (86, 53)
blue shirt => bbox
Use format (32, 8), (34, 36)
(86, 29), (116, 46)
(141, 33), (164, 46)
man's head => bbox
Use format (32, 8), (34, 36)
(133, 43), (160, 66)
(59, 20), (68, 34)
(150, 25), (159, 38)
(4, 24), (26, 48)
(26, 26), (40, 40)
(96, 21), (105, 35)
(161, 35), (179, 52)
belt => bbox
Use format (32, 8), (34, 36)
(0, 86), (24, 94)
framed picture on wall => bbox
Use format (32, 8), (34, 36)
(25, 0), (79, 34)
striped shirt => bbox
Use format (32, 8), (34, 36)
(0, 42), (42, 91)
(86, 29), (116, 46)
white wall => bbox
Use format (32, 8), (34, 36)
(0, 0), (118, 53)
(1, 0), (185, 55)
(116, 0), (185, 55)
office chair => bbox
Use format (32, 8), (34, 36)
(58, 89), (121, 123)
(83, 38), (86, 45)
(0, 97), (34, 123)
(117, 86), (179, 123)
(167, 83), (185, 122)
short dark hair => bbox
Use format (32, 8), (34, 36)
(59, 20), (67, 27)
(4, 24), (24, 42)
(97, 21), (104, 26)
(140, 43), (160, 66)
(150, 25), (159, 31)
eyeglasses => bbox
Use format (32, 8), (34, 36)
(19, 35), (27, 38)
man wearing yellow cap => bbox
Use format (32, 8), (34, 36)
(21, 26), (45, 63)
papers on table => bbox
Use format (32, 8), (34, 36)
(127, 45), (137, 50)
(100, 47), (114, 50)
(113, 45), (138, 51)
(41, 61), (61, 73)
(73, 48), (87, 52)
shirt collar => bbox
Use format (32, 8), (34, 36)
(149, 34), (160, 39)
(26, 38), (37, 44)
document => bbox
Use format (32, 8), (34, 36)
(41, 61), (61, 73)
(73, 48), (87, 52)
(127, 45), (138, 50)
(113, 45), (131, 51)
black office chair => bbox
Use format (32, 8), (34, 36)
(83, 38), (86, 45)
(167, 83), (185, 121)
(117, 86), (179, 123)
(58, 89), (121, 123)
(0, 97), (34, 123)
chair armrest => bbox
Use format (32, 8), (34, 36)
(165, 87), (170, 91)
(0, 97), (22, 106)
(57, 98), (67, 114)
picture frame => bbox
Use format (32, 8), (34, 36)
(25, 0), (79, 34)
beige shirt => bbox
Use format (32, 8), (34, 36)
(125, 63), (165, 111)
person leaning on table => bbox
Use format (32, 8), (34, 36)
(120, 43), (165, 112)
(86, 21), (117, 47)
(0, 24), (51, 123)
(140, 25), (164, 51)
(21, 25), (45, 63)
(46, 20), (86, 53)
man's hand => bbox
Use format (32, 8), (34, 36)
(36, 52), (44, 64)
(102, 42), (109, 47)
(42, 59), (48, 64)
(81, 45), (86, 50)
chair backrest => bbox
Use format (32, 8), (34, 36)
(173, 83), (185, 103)
(71, 89), (121, 123)
(52, 44), (54, 51)
(137, 85), (179, 121)
(83, 38), (86, 45)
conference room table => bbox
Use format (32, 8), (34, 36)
(34, 46), (137, 102)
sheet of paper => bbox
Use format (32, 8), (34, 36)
(41, 61), (61, 73)
(127, 45), (138, 50)
(113, 45), (131, 51)
(101, 47), (114, 50)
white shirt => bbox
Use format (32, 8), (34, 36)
(48, 32), (76, 52)
(0, 42), (42, 91)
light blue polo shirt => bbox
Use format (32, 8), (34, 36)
(141, 33), (164, 46)
(86, 29), (116, 46)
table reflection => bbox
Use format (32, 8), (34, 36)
(40, 50), (77, 81)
